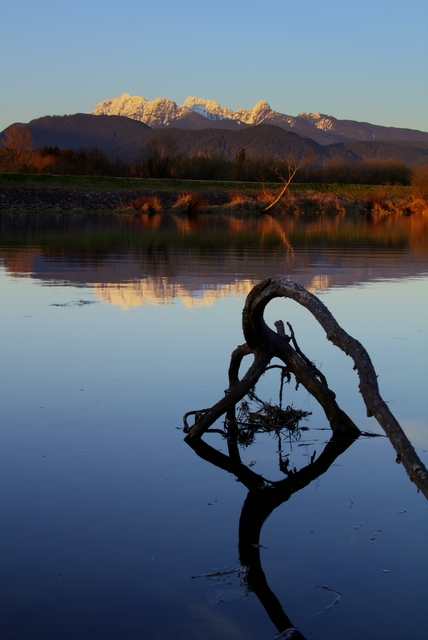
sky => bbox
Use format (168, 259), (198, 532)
(1, 0), (427, 133)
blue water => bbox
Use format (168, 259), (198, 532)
(0, 213), (427, 639)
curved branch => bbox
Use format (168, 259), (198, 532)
(242, 278), (428, 498)
(184, 349), (273, 441)
(184, 278), (360, 441)
(261, 158), (300, 212)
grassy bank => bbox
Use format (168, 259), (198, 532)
(0, 171), (412, 199)
(2, 171), (426, 218)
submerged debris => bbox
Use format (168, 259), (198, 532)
(50, 299), (97, 307)
(233, 396), (311, 447)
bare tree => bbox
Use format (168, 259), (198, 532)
(0, 124), (34, 170)
(262, 150), (316, 212)
(142, 133), (180, 178)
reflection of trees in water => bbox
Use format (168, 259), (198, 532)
(1, 212), (426, 256)
(1, 213), (426, 305)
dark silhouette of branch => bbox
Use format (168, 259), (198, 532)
(188, 428), (357, 639)
(184, 278), (428, 498)
(241, 278), (428, 498)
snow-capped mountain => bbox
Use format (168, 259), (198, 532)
(93, 94), (292, 128)
(92, 93), (428, 144)
(92, 94), (180, 126)
(182, 97), (232, 121)
(91, 93), (248, 132)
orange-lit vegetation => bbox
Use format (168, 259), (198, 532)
(1, 127), (422, 188)
(172, 192), (208, 214)
(1, 125), (427, 217)
(1, 206), (427, 289)
(131, 195), (163, 214)
(411, 165), (428, 200)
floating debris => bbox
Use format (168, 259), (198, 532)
(370, 529), (383, 542)
(191, 566), (240, 581)
(51, 300), (97, 307)
(191, 566), (247, 605)
(308, 585), (341, 619)
(274, 628), (301, 638)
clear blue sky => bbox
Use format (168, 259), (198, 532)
(1, 0), (427, 133)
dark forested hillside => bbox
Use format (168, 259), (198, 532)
(326, 140), (428, 166)
(122, 125), (323, 162)
(2, 114), (428, 167)
(26, 114), (151, 154)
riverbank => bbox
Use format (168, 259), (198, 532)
(0, 173), (425, 215)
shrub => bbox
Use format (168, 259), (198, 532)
(132, 195), (163, 214)
(228, 189), (251, 205)
(411, 165), (428, 199)
(172, 192), (207, 214)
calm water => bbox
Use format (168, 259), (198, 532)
(1, 212), (427, 640)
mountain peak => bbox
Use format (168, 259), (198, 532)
(91, 93), (428, 144)
(298, 112), (337, 131)
(251, 99), (272, 111)
(92, 93), (149, 120)
(181, 96), (233, 121)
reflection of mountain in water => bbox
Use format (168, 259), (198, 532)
(93, 278), (257, 309)
(1, 212), (427, 307)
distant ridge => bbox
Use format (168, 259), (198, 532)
(0, 112), (428, 166)
(26, 114), (151, 154)
(4, 115), (425, 167)
(92, 92), (428, 145)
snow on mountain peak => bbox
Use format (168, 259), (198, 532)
(92, 94), (185, 127)
(231, 100), (274, 124)
(248, 100), (274, 122)
(251, 100), (272, 112)
(181, 97), (235, 121)
(298, 112), (336, 131)
(88, 93), (428, 144)
(92, 93), (149, 120)
(92, 93), (281, 127)
(182, 97), (231, 121)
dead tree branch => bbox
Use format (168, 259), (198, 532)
(262, 163), (299, 212)
(242, 278), (428, 498)
(262, 151), (315, 212)
(184, 280), (360, 441)
(183, 278), (428, 499)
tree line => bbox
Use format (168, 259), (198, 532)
(1, 124), (426, 189)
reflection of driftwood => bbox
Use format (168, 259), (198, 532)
(188, 428), (357, 639)
(184, 278), (428, 499)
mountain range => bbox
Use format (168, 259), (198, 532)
(92, 93), (428, 145)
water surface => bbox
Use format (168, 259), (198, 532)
(1, 212), (427, 639)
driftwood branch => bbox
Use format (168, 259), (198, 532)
(185, 278), (360, 442)
(184, 278), (428, 499)
(241, 279), (428, 497)
(261, 151), (315, 212)
(261, 165), (298, 212)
